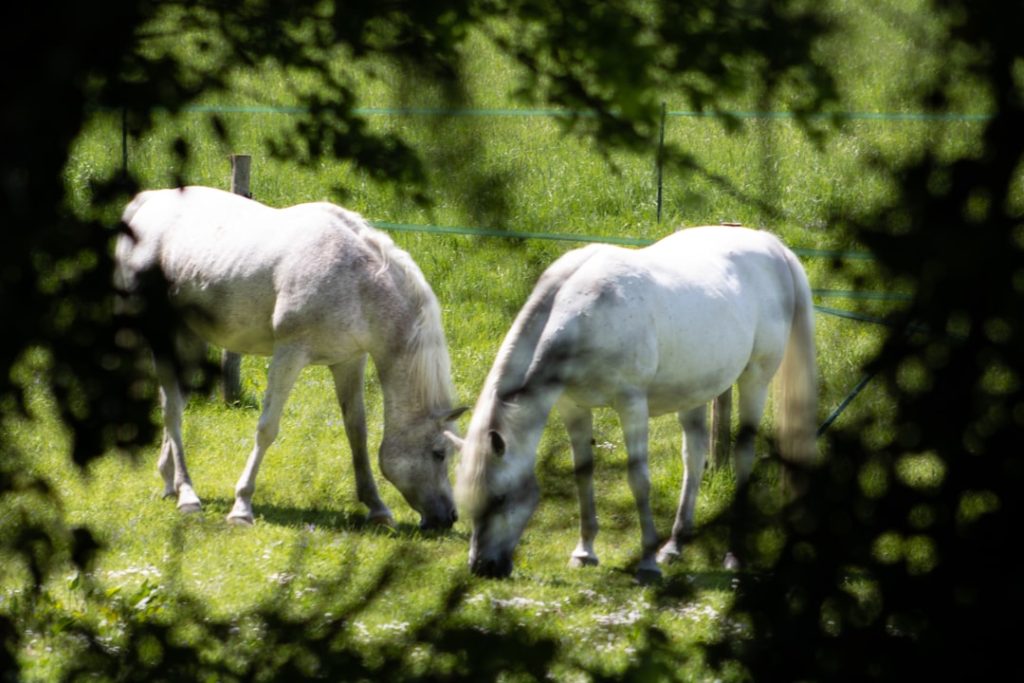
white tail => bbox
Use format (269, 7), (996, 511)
(776, 248), (819, 468)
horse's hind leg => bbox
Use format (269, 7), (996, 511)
(330, 357), (393, 526)
(733, 377), (769, 488)
(657, 405), (708, 564)
(228, 345), (308, 525)
(616, 393), (661, 581)
(722, 372), (772, 570)
(558, 398), (599, 568)
(154, 360), (201, 512)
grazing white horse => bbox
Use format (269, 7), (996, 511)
(452, 226), (817, 579)
(116, 186), (466, 529)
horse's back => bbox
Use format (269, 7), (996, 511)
(118, 187), (388, 356)
(642, 226), (798, 328)
(124, 187), (374, 270)
(548, 226), (800, 413)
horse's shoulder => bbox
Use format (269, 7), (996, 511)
(539, 243), (624, 287)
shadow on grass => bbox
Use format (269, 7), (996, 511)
(200, 497), (470, 541)
(45, 521), (568, 681)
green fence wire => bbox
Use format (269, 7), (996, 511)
(177, 103), (992, 123)
(372, 220), (879, 264)
(119, 102), (926, 433)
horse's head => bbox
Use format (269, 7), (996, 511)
(453, 424), (542, 579)
(379, 406), (468, 530)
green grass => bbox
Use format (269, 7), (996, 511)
(6, 1), (997, 679)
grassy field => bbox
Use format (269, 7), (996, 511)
(5, 1), (989, 679)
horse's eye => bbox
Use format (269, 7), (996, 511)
(431, 449), (446, 462)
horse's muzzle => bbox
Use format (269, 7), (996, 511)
(470, 554), (513, 579)
(419, 506), (457, 531)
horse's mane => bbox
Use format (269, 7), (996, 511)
(339, 208), (456, 411)
(456, 243), (607, 515)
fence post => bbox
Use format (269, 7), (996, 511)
(656, 101), (666, 223)
(121, 107), (129, 179)
(710, 389), (732, 469)
(221, 154), (251, 404)
(230, 153), (252, 198)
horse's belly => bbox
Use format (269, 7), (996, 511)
(561, 332), (750, 417)
(182, 308), (276, 356)
(644, 376), (732, 417)
(172, 282), (278, 355)
(562, 376), (723, 417)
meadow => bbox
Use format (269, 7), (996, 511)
(4, 1), (988, 679)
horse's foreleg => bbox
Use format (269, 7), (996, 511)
(154, 362), (201, 512)
(658, 405), (708, 564)
(559, 398), (599, 568)
(330, 358), (393, 526)
(617, 394), (660, 581)
(157, 430), (175, 498)
(228, 345), (307, 525)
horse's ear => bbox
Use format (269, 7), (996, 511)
(443, 430), (465, 451)
(436, 406), (469, 423)
(488, 430), (506, 458)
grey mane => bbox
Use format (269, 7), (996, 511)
(456, 243), (609, 512)
(339, 208), (456, 411)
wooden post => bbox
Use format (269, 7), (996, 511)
(230, 154), (252, 198)
(710, 388), (732, 469)
(221, 154), (251, 404)
(656, 101), (666, 223)
(121, 107), (129, 179)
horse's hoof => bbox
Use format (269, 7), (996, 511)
(568, 555), (599, 568)
(656, 542), (682, 565)
(227, 513), (254, 527)
(656, 550), (679, 565)
(635, 567), (663, 585)
(723, 552), (741, 571)
(176, 484), (201, 512)
(368, 512), (395, 527)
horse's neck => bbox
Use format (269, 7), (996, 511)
(373, 300), (455, 425)
(458, 278), (578, 518)
(376, 348), (449, 421)
(485, 243), (603, 402)
(486, 293), (559, 403)
(475, 303), (567, 442)
(359, 234), (455, 423)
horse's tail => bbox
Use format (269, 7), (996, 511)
(114, 190), (159, 291)
(776, 247), (818, 471)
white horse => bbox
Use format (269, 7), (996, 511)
(452, 226), (817, 579)
(116, 186), (466, 529)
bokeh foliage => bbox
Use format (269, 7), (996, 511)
(2, 0), (1022, 679)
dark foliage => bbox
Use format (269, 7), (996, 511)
(3, 0), (1020, 679)
(707, 2), (1024, 680)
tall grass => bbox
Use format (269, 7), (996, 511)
(6, 1), (990, 679)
